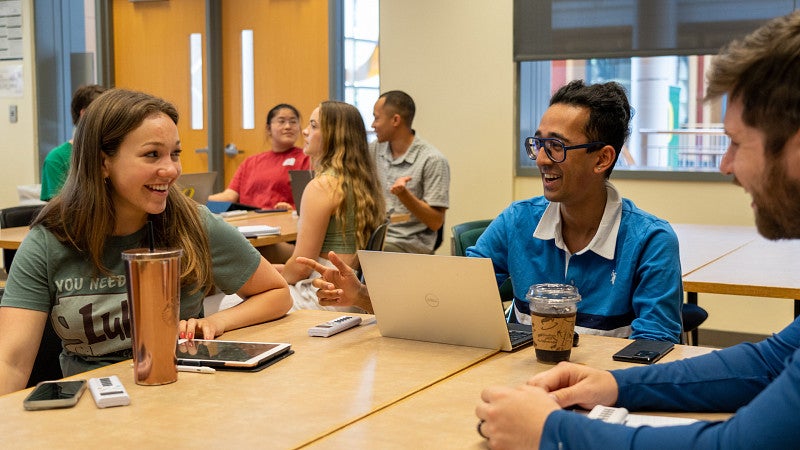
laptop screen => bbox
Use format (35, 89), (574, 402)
(177, 172), (218, 204)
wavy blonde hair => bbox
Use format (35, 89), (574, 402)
(34, 89), (214, 295)
(315, 101), (385, 249)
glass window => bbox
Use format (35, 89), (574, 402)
(514, 0), (794, 179)
(518, 56), (729, 178)
(342, 0), (380, 134)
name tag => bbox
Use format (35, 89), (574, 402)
(282, 158), (296, 166)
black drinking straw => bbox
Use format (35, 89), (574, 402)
(147, 220), (155, 252)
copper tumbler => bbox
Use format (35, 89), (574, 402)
(122, 248), (183, 385)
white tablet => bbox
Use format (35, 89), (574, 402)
(176, 339), (291, 368)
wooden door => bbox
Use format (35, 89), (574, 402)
(113, 0), (330, 184)
(112, 0), (208, 174)
(219, 0), (329, 186)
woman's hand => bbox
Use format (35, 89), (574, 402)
(296, 251), (372, 312)
(180, 316), (226, 340)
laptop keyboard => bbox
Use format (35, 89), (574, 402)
(508, 324), (533, 348)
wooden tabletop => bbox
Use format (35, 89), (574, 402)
(0, 311), (732, 448)
(222, 210), (299, 247)
(308, 335), (727, 449)
(0, 210), (412, 251)
(0, 225), (28, 250)
(0, 210), (299, 250)
(671, 223), (758, 276)
(0, 310), (497, 448)
(682, 236), (800, 299)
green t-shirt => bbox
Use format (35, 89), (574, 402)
(40, 141), (73, 201)
(0, 206), (261, 374)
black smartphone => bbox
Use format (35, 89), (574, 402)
(612, 339), (674, 364)
(23, 380), (87, 411)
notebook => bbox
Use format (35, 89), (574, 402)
(357, 251), (532, 352)
(177, 172), (218, 204)
(289, 170), (315, 213)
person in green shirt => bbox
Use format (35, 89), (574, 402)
(40, 84), (107, 201)
(0, 89), (293, 394)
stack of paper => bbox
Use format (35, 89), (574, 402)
(238, 225), (281, 238)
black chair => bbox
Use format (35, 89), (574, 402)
(682, 302), (709, 346)
(365, 219), (390, 252)
(1, 204), (44, 269)
(0, 204), (63, 387)
(356, 218), (391, 282)
(451, 219), (513, 302)
(433, 222), (444, 252)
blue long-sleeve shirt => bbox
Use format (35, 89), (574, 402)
(541, 316), (800, 449)
(467, 187), (682, 343)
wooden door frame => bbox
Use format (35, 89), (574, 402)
(104, 0), (334, 192)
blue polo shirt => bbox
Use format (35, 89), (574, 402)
(467, 182), (682, 343)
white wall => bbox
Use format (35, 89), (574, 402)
(380, 0), (792, 336)
(0, 0), (37, 209)
(379, 0), (515, 239)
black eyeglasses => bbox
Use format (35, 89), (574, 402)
(524, 137), (606, 163)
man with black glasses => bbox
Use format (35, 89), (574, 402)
(299, 80), (683, 343)
(467, 80), (682, 343)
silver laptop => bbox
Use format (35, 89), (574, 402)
(357, 251), (531, 352)
(177, 172), (218, 204)
(289, 170), (314, 213)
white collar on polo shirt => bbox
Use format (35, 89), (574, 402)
(532, 180), (622, 260)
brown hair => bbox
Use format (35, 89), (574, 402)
(316, 101), (385, 249)
(71, 84), (107, 125)
(706, 11), (800, 158)
(34, 89), (214, 294)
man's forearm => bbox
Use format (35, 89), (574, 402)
(394, 190), (444, 230)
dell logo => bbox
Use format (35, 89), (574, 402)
(425, 293), (440, 307)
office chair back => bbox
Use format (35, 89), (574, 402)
(365, 219), (390, 252)
(0, 204), (63, 386)
(356, 219), (391, 282)
(451, 219), (492, 256)
(681, 303), (708, 346)
(0, 204), (44, 269)
(434, 222), (444, 252)
(450, 219), (513, 302)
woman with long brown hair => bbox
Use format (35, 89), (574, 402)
(274, 101), (385, 311)
(0, 89), (291, 394)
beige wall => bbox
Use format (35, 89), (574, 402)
(0, 0), (37, 209)
(379, 0), (516, 237)
(380, 0), (793, 336)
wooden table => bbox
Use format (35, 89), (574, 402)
(308, 335), (727, 449)
(0, 310), (497, 449)
(0, 210), (299, 250)
(222, 210), (298, 247)
(0, 211), (411, 251)
(682, 236), (800, 316)
(671, 224), (758, 276)
(671, 224), (759, 344)
(0, 225), (28, 250)
(0, 311), (728, 448)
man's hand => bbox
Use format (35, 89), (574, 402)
(527, 362), (619, 410)
(390, 176), (412, 196)
(475, 384), (560, 449)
